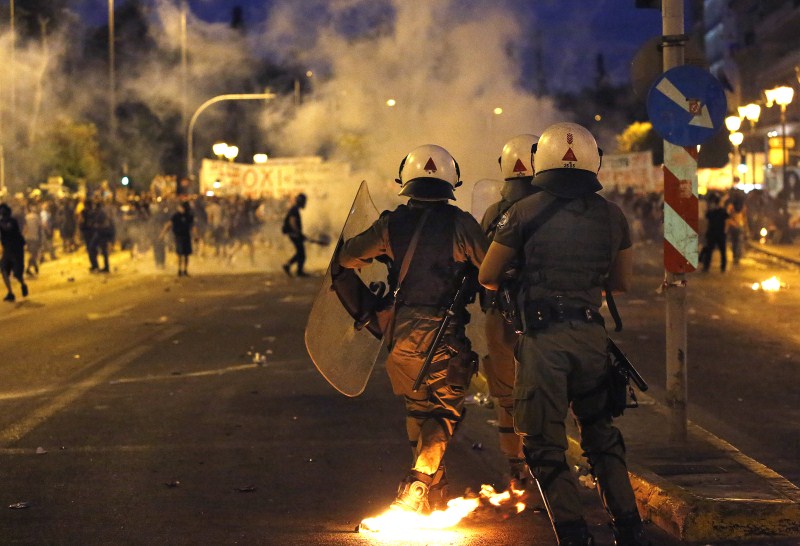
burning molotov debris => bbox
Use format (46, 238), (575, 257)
(358, 484), (527, 535)
(751, 276), (786, 292)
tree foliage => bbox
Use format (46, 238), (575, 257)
(33, 118), (103, 190)
(615, 121), (663, 164)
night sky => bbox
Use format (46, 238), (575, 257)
(77, 0), (684, 90)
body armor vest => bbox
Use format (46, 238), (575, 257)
(388, 203), (457, 308)
(522, 193), (612, 307)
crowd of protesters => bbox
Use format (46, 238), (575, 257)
(604, 184), (800, 271)
(0, 189), (296, 292)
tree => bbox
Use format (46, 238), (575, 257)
(32, 118), (103, 190)
(615, 121), (663, 164)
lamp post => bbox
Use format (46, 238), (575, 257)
(737, 103), (761, 186)
(725, 115), (743, 188)
(764, 86), (794, 201)
(728, 131), (744, 187)
(186, 92), (276, 180)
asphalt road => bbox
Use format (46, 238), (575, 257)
(0, 244), (796, 545)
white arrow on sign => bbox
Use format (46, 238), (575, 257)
(655, 77), (714, 129)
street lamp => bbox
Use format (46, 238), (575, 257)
(223, 145), (239, 162)
(186, 92), (276, 179)
(212, 141), (228, 160)
(729, 131), (744, 187)
(725, 115), (743, 187)
(253, 153), (268, 164)
(737, 103), (761, 185)
(764, 86), (794, 200)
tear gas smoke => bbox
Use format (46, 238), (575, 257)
(0, 0), (563, 272)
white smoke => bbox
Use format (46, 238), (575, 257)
(256, 0), (562, 211)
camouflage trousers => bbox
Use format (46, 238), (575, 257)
(386, 306), (467, 477)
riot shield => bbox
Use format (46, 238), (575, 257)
(470, 179), (503, 222)
(305, 181), (388, 397)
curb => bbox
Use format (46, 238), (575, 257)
(746, 241), (800, 266)
(565, 410), (800, 542)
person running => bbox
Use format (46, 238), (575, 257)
(282, 193), (308, 277)
(338, 145), (488, 513)
(0, 203), (29, 302)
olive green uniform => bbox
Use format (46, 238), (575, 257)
(339, 200), (487, 478)
(479, 181), (538, 465)
(493, 189), (637, 528)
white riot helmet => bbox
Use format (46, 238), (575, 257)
(532, 122), (603, 197)
(396, 144), (461, 201)
(532, 122), (602, 174)
(499, 134), (539, 180)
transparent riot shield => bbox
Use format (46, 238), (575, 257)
(470, 179), (503, 223)
(305, 181), (388, 397)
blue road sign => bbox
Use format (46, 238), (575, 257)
(646, 65), (727, 147)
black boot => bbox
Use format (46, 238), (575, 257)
(611, 512), (651, 546)
(391, 470), (432, 513)
(554, 519), (594, 546)
(428, 466), (449, 512)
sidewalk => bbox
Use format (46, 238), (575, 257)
(564, 394), (800, 543)
(747, 239), (800, 266)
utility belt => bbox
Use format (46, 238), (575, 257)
(523, 297), (604, 332)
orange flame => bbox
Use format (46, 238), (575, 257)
(358, 484), (527, 536)
(752, 276), (783, 292)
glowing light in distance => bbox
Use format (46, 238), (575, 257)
(386, 98), (396, 107)
(493, 107), (503, 115)
(121, 176), (129, 186)
(253, 154), (268, 164)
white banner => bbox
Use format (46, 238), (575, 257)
(599, 151), (662, 192)
(199, 157), (352, 199)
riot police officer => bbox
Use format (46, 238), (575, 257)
(480, 134), (540, 486)
(478, 123), (648, 546)
(338, 144), (488, 513)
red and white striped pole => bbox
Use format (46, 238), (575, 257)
(662, 0), (693, 442)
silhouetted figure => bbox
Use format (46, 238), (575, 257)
(701, 194), (728, 272)
(0, 203), (28, 302)
(161, 201), (196, 277)
(282, 193), (308, 277)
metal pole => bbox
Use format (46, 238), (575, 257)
(186, 93), (276, 183)
(662, 0), (688, 443)
(180, 2), (188, 133)
(781, 106), (787, 202)
(109, 0), (116, 154)
(10, 0), (15, 113)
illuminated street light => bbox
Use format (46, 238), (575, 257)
(186, 92), (276, 180)
(729, 131), (744, 146)
(493, 107), (503, 115)
(764, 85), (794, 201)
(386, 98), (396, 107)
(223, 145), (239, 162)
(725, 115), (742, 132)
(253, 153), (268, 164)
(212, 141), (228, 159)
(737, 103), (761, 185)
